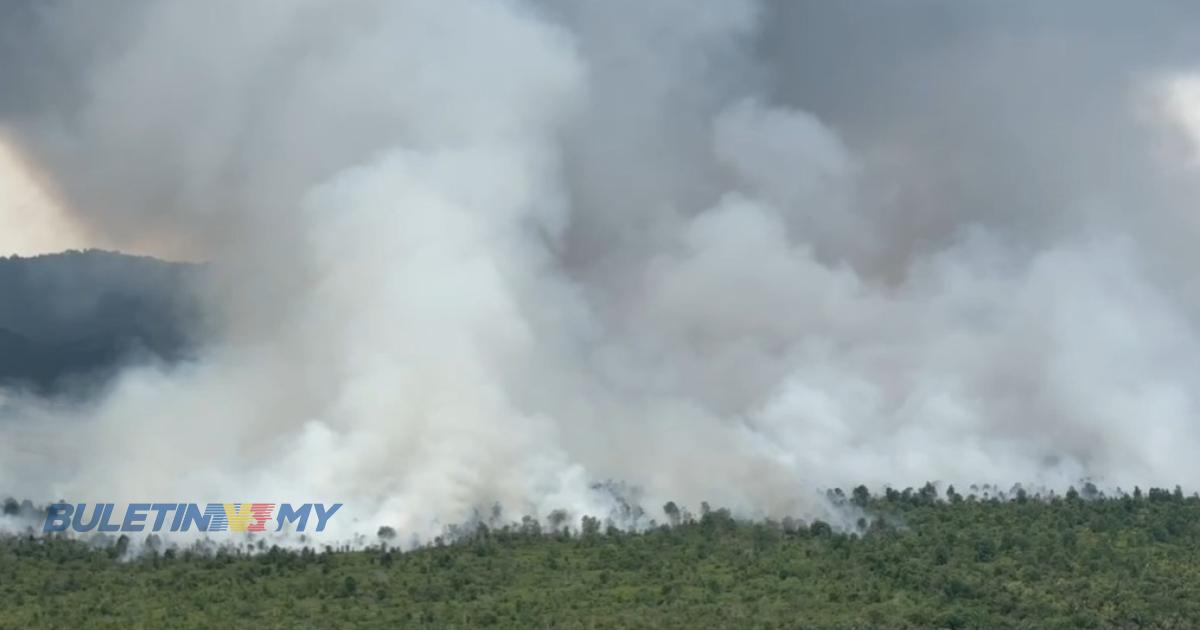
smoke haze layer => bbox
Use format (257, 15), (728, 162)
(4, 0), (1200, 537)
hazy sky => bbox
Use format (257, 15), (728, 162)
(0, 133), (88, 256)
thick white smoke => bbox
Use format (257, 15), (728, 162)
(4, 0), (1200, 539)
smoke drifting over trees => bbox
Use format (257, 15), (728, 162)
(4, 1), (1200, 539)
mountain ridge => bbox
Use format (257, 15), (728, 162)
(0, 249), (202, 392)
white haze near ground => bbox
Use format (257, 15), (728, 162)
(4, 0), (1200, 541)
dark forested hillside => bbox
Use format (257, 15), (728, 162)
(2, 487), (1199, 629)
(0, 250), (202, 391)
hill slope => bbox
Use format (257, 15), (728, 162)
(0, 250), (202, 391)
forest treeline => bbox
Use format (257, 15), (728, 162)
(3, 484), (1200, 628)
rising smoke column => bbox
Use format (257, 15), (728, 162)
(3, 0), (1200, 538)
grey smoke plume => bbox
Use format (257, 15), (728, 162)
(4, 0), (1200, 537)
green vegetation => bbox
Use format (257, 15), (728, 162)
(3, 486), (1200, 629)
